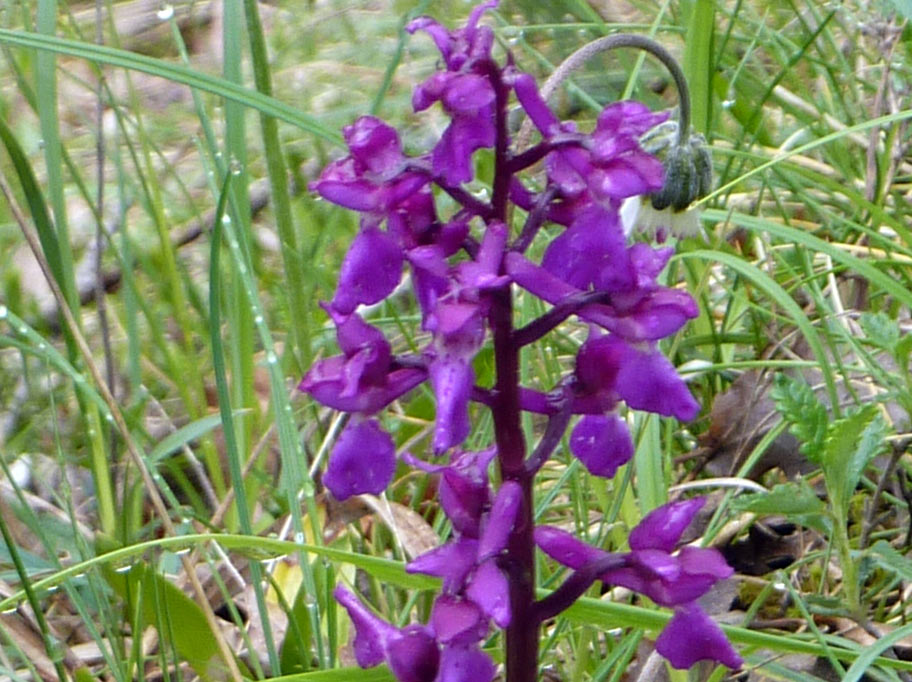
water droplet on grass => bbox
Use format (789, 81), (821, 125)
(156, 4), (174, 20)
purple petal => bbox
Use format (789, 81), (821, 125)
(323, 419), (396, 500)
(331, 227), (403, 315)
(386, 625), (440, 682)
(588, 153), (664, 200)
(333, 585), (396, 668)
(569, 414), (633, 478)
(655, 603), (743, 670)
(575, 333), (625, 400)
(442, 74), (496, 112)
(607, 288), (699, 341)
(300, 359), (425, 414)
(546, 147), (591, 197)
(678, 546), (734, 581)
(429, 356), (474, 453)
(435, 645), (496, 682)
(406, 16), (453, 64)
(412, 71), (450, 112)
(629, 498), (705, 552)
(534, 526), (609, 569)
(596, 101), (668, 138)
(432, 112), (496, 186)
(430, 596), (487, 646)
(615, 347), (699, 421)
(438, 450), (496, 537)
(458, 221), (508, 290)
(505, 252), (580, 305)
(478, 480), (522, 560)
(312, 158), (383, 212)
(407, 538), (479, 592)
(628, 548), (681, 583)
(466, 560), (511, 627)
(343, 116), (404, 174)
(509, 70), (560, 135)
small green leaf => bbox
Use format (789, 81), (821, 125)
(859, 312), (900, 351)
(821, 406), (887, 515)
(104, 561), (232, 681)
(731, 480), (825, 516)
(770, 374), (828, 462)
(868, 540), (912, 582)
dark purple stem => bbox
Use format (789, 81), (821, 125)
(483, 57), (538, 682)
(531, 554), (627, 624)
(405, 160), (494, 218)
(511, 184), (559, 254)
(506, 133), (586, 174)
(512, 290), (612, 347)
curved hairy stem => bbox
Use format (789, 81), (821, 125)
(517, 34), (690, 149)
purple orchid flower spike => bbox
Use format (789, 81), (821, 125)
(308, 4), (734, 677)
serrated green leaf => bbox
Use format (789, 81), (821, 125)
(770, 374), (828, 462)
(859, 312), (900, 352)
(731, 480), (826, 516)
(822, 406), (887, 516)
(868, 540), (912, 582)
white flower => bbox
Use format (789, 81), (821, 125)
(620, 196), (701, 241)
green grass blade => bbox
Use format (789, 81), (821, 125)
(0, 29), (342, 142)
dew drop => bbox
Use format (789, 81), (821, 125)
(293, 531), (305, 545)
(174, 547), (191, 556)
(114, 564), (132, 574)
(0, 305), (7, 318)
(254, 315), (264, 325)
(156, 4), (174, 20)
(721, 99), (735, 110)
(221, 215), (231, 225)
(266, 352), (278, 365)
(229, 158), (243, 176)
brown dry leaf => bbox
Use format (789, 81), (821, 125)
(0, 613), (61, 682)
(358, 496), (440, 559)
